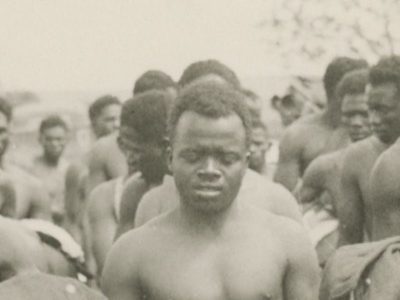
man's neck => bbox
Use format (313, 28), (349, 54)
(42, 154), (60, 167)
(178, 199), (240, 236)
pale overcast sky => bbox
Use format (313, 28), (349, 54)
(0, 0), (312, 92)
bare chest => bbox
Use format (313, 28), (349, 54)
(141, 237), (286, 300)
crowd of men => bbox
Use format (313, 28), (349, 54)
(0, 57), (400, 299)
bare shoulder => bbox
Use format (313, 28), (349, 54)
(87, 180), (116, 215)
(123, 173), (146, 191)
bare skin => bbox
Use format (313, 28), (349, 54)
(5, 164), (52, 221)
(87, 174), (139, 275)
(133, 169), (302, 230)
(86, 133), (127, 195)
(102, 112), (319, 300)
(113, 174), (151, 238)
(104, 206), (319, 300)
(296, 150), (345, 215)
(64, 159), (88, 243)
(274, 112), (349, 191)
(29, 155), (69, 225)
(296, 92), (371, 216)
(339, 82), (400, 245)
(338, 136), (388, 245)
(369, 139), (400, 241)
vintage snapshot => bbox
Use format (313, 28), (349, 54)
(0, 1), (399, 299)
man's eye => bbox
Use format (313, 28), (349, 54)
(182, 152), (200, 162)
(220, 153), (239, 165)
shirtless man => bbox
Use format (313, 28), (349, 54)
(0, 98), (51, 220)
(29, 115), (70, 225)
(102, 82), (319, 300)
(116, 63), (301, 237)
(360, 56), (400, 241)
(64, 95), (121, 238)
(86, 69), (178, 194)
(338, 56), (400, 245)
(88, 90), (172, 275)
(274, 57), (368, 191)
(295, 69), (370, 263)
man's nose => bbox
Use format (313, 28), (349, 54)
(350, 115), (363, 127)
(198, 157), (221, 180)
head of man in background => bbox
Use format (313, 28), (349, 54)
(337, 69), (371, 142)
(88, 95), (121, 139)
(38, 115), (69, 165)
(133, 70), (177, 98)
(178, 59), (241, 89)
(118, 91), (173, 184)
(368, 56), (400, 145)
(241, 89), (271, 176)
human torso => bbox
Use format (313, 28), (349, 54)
(139, 209), (288, 300)
(30, 157), (69, 224)
(320, 150), (346, 216)
(299, 118), (349, 175)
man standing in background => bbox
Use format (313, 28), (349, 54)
(28, 115), (70, 225)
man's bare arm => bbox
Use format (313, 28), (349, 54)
(64, 162), (87, 236)
(86, 144), (108, 195)
(274, 127), (303, 191)
(295, 157), (326, 208)
(284, 221), (320, 300)
(101, 232), (143, 300)
(369, 148), (400, 240)
(87, 185), (117, 276)
(114, 175), (148, 240)
(337, 150), (364, 246)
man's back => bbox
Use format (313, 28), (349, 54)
(103, 204), (319, 300)
(274, 113), (349, 191)
(338, 135), (388, 244)
(134, 169), (302, 228)
(369, 140), (400, 241)
(86, 134), (127, 193)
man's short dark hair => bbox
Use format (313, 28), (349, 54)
(336, 69), (369, 100)
(0, 98), (12, 122)
(133, 70), (176, 95)
(88, 95), (121, 123)
(169, 82), (252, 147)
(39, 115), (68, 133)
(178, 59), (241, 89)
(120, 91), (174, 142)
(323, 57), (368, 101)
(369, 56), (400, 96)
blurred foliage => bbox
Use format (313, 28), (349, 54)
(261, 0), (400, 66)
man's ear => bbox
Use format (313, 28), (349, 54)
(116, 135), (123, 151)
(166, 145), (173, 173)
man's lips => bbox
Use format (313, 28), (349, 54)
(194, 185), (223, 197)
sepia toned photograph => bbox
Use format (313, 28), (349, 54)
(0, 1), (400, 299)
